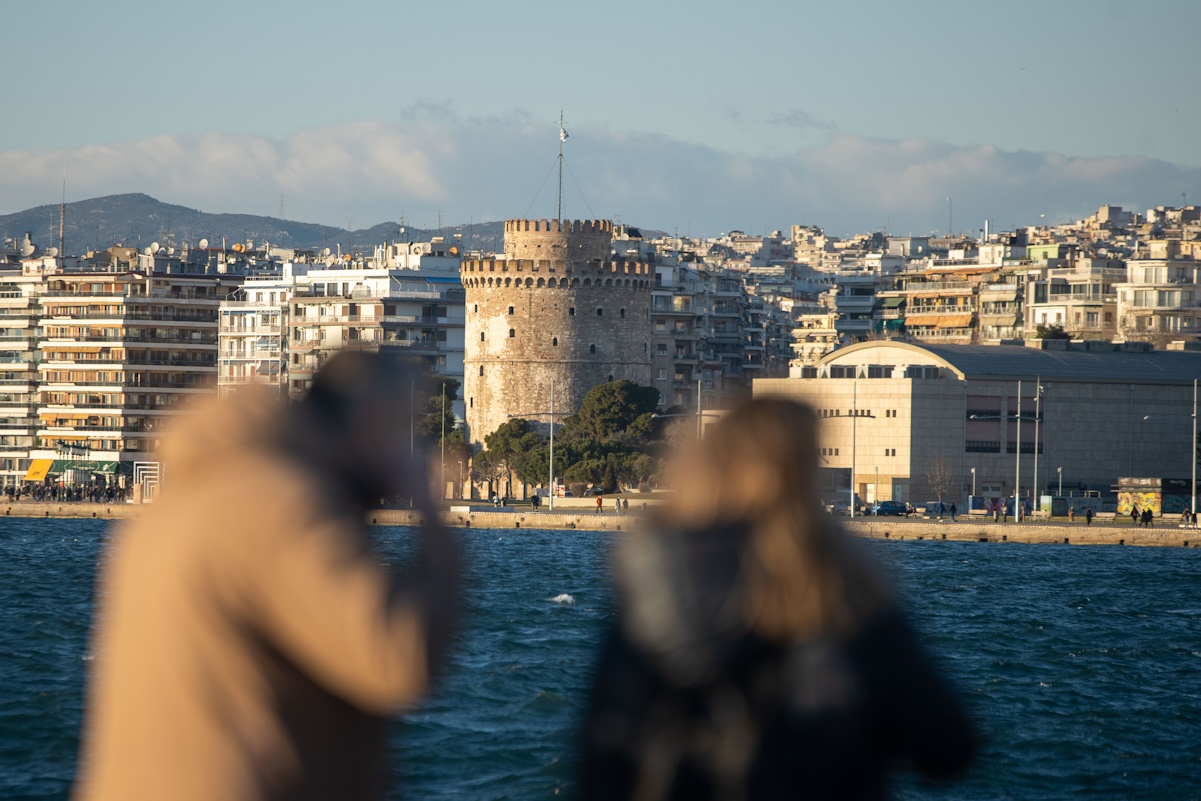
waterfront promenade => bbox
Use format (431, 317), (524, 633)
(5, 501), (1200, 547)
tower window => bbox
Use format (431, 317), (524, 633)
(508, 306), (514, 315)
(552, 337), (558, 347)
(509, 328), (515, 338)
(608, 374), (614, 382)
(473, 304), (478, 313)
(479, 365), (484, 376)
(470, 398), (473, 408)
(569, 307), (575, 316)
(589, 344), (596, 354)
(597, 308), (603, 317)
(480, 332), (485, 341)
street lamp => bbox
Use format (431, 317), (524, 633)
(1057, 466), (1062, 497)
(457, 460), (464, 500)
(508, 379), (558, 510)
(971, 466), (976, 498)
(1015, 380), (1022, 522)
(1033, 379), (1043, 502)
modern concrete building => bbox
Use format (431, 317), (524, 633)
(754, 340), (1201, 509)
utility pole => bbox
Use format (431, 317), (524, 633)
(1193, 378), (1197, 521)
(697, 377), (703, 442)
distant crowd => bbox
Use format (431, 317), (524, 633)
(4, 484), (127, 504)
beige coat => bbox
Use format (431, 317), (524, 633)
(75, 390), (432, 801)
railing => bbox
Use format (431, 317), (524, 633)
(966, 441), (1000, 453)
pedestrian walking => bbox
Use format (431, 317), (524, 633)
(1002, 500), (1009, 523)
(1131, 504), (1139, 525)
(1068, 506), (1075, 524)
(596, 496), (603, 514)
(950, 502), (957, 523)
(1085, 507), (1094, 526)
(938, 501), (945, 520)
(622, 498), (629, 513)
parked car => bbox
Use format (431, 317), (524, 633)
(825, 500), (850, 515)
(873, 500), (909, 516)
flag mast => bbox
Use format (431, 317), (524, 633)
(557, 111), (568, 223)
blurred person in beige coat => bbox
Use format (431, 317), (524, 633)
(74, 352), (460, 801)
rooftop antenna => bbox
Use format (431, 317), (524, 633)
(59, 166), (67, 261)
(557, 111), (568, 223)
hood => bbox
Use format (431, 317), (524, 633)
(614, 524), (755, 687)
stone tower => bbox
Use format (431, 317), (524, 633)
(461, 219), (654, 445)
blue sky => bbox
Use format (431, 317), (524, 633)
(3, 0), (1199, 236)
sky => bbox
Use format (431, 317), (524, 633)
(3, 0), (1200, 237)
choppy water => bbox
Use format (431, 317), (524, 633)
(2, 520), (1201, 799)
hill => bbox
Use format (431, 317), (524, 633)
(0, 193), (505, 254)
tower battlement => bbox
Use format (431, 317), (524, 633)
(503, 219), (613, 235)
(502, 218), (614, 262)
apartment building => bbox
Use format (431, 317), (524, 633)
(1025, 257), (1124, 338)
(27, 270), (238, 484)
(1115, 256), (1201, 343)
(0, 264), (46, 487)
(282, 266), (466, 420)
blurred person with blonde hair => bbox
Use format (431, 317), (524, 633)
(580, 397), (975, 800)
(75, 351), (460, 801)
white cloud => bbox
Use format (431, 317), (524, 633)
(2, 116), (1199, 236)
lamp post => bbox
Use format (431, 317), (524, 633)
(848, 378), (876, 518)
(971, 466), (976, 498)
(440, 383), (446, 504)
(457, 460), (464, 500)
(1193, 378), (1197, 521)
(508, 379), (557, 510)
(1014, 379), (1022, 522)
(1057, 466), (1062, 497)
(1033, 378), (1042, 503)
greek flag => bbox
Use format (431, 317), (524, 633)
(560, 126), (569, 142)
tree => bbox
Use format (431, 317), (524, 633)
(1033, 323), (1071, 340)
(415, 375), (460, 445)
(480, 418), (546, 492)
(924, 456), (957, 503)
(601, 455), (618, 494)
(561, 380), (660, 441)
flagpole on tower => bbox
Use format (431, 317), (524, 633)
(557, 111), (568, 223)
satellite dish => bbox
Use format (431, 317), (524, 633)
(322, 248), (331, 257)
(150, 242), (160, 254)
(198, 238), (209, 249)
(144, 247), (154, 256)
(45, 247), (59, 258)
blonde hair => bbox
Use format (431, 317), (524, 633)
(659, 398), (884, 643)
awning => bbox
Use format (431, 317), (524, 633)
(24, 459), (52, 481)
(936, 314), (974, 328)
(903, 314), (940, 327)
(880, 297), (904, 308)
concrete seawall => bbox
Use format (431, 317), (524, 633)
(7, 503), (1200, 548)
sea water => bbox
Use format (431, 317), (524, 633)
(2, 519), (1200, 799)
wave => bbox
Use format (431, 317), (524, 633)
(548, 594), (575, 605)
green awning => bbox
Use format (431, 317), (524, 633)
(884, 318), (905, 330)
(880, 296), (905, 308)
(48, 460), (123, 475)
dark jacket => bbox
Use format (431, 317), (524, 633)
(580, 526), (976, 800)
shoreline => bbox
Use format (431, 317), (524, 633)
(6, 502), (1201, 548)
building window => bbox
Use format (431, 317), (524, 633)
(552, 337), (558, 346)
(508, 306), (514, 315)
(608, 374), (614, 382)
(480, 332), (485, 341)
(479, 366), (484, 376)
(835, 449), (839, 456)
(470, 398), (473, 408)
(509, 328), (515, 338)
(473, 304), (478, 313)
(569, 307), (575, 316)
(597, 308), (603, 317)
(657, 368), (667, 380)
(620, 308), (626, 318)
(590, 344), (596, 354)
